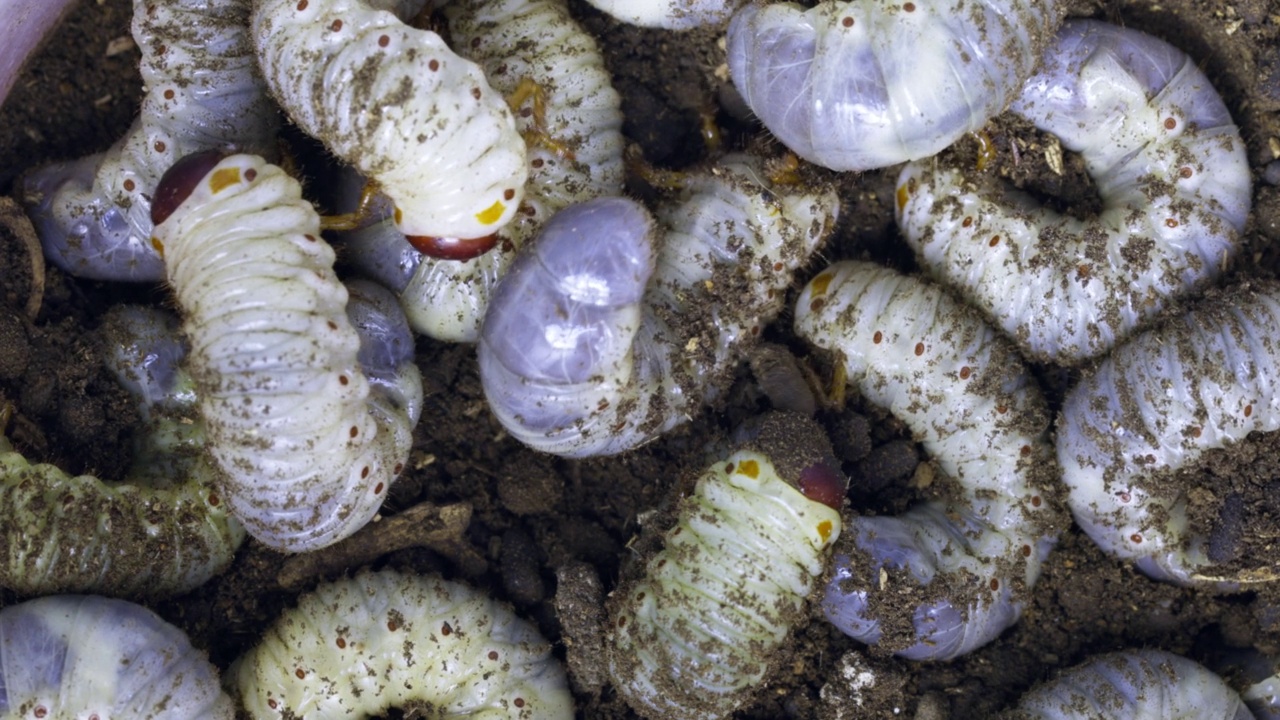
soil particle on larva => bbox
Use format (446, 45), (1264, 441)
(2, 0), (1280, 717)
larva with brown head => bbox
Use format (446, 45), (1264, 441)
(251, 0), (528, 243)
(152, 152), (423, 553)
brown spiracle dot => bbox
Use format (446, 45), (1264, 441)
(1020, 544), (1032, 557)
(504, 188), (516, 200)
(336, 637), (346, 649)
(295, 668), (305, 679)
(531, 158), (544, 169)
(962, 216), (973, 227)
(636, 591), (646, 601)
(514, 698), (526, 708)
(378, 34), (390, 47)
(841, 16), (853, 26)
(1131, 533), (1143, 544)
(1020, 445), (1031, 456)
(809, 297), (825, 313)
(327, 320), (338, 330)
(1030, 495), (1042, 507)
(208, 492), (220, 507)
(773, 261), (784, 271)
(1245, 404), (1254, 417)
(394, 463), (404, 474)
(33, 707), (47, 719)
(387, 620), (399, 631)
(154, 140), (167, 153)
(996, 405), (1008, 414)
(244, 168), (257, 182)
(1189, 426), (1201, 438)
(873, 330), (884, 344)
(268, 698), (279, 710)
(989, 578), (999, 591)
(429, 59), (440, 72)
(913, 341), (925, 356)
(725, 463), (734, 473)
(360, 466), (370, 479)
(123, 178), (136, 192)
(441, 622), (453, 636)
(489, 651), (500, 661)
(471, 87), (482, 100)
(903, 2), (916, 10)
(1165, 218), (1179, 228)
(1179, 166), (1193, 178)
(374, 482), (384, 494)
(988, 234), (1000, 247)
(163, 89), (174, 100)
(155, 44), (166, 56)
(295, 0), (307, 9)
(520, 107), (533, 118)
(617, 616), (627, 628)
(1163, 117), (1176, 130)
(349, 426), (359, 438)
(329, 18), (343, 31)
(959, 366), (971, 379)
(305, 233), (318, 242)
(339, 374), (349, 386)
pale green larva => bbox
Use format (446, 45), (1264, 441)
(896, 19), (1252, 365)
(1, 305), (244, 598)
(606, 414), (846, 720)
(1057, 280), (1280, 587)
(20, 0), (277, 282)
(252, 0), (527, 241)
(152, 152), (424, 553)
(0, 594), (234, 719)
(231, 568), (574, 719)
(343, 0), (625, 341)
(795, 261), (1063, 660)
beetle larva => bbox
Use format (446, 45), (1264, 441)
(152, 152), (424, 553)
(795, 261), (1063, 660)
(0, 594), (234, 719)
(231, 568), (574, 719)
(583, 0), (744, 29)
(896, 19), (1252, 365)
(606, 413), (846, 720)
(20, 0), (276, 282)
(726, 0), (1063, 171)
(478, 154), (839, 457)
(1006, 650), (1252, 719)
(0, 305), (245, 598)
(342, 0), (625, 341)
(1056, 280), (1280, 587)
(252, 0), (528, 241)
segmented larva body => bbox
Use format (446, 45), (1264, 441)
(478, 155), (839, 457)
(343, 0), (625, 341)
(583, 0), (744, 29)
(1057, 280), (1280, 586)
(795, 261), (1062, 660)
(726, 0), (1062, 171)
(896, 19), (1252, 365)
(1009, 650), (1252, 719)
(0, 306), (245, 599)
(0, 594), (234, 719)
(606, 446), (843, 719)
(231, 569), (573, 718)
(20, 0), (276, 282)
(252, 0), (528, 240)
(154, 153), (424, 553)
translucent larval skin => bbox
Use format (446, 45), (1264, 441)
(343, 0), (624, 342)
(478, 156), (839, 457)
(231, 569), (574, 719)
(583, 0), (744, 29)
(0, 595), (234, 720)
(1056, 281), (1280, 587)
(155, 154), (424, 553)
(252, 0), (528, 240)
(1007, 650), (1253, 719)
(0, 306), (245, 599)
(606, 450), (842, 720)
(795, 261), (1063, 660)
(20, 0), (276, 282)
(726, 0), (1062, 171)
(897, 19), (1252, 365)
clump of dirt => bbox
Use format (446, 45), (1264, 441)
(2, 0), (1280, 718)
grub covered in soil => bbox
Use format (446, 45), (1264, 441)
(2, 0), (1280, 718)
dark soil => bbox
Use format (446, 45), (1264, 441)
(2, 0), (1280, 718)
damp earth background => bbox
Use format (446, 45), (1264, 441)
(2, 0), (1280, 717)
